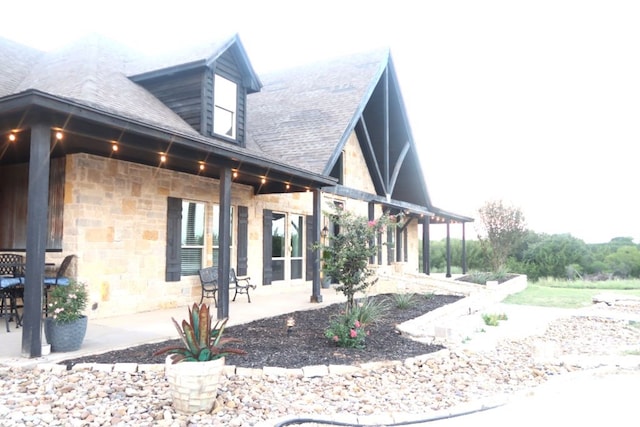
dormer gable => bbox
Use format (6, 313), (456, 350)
(127, 34), (261, 147)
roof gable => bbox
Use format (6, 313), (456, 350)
(246, 49), (435, 209)
(246, 49), (389, 174)
(127, 34), (261, 93)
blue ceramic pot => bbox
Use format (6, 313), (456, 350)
(44, 316), (88, 352)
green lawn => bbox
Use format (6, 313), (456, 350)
(503, 278), (640, 309)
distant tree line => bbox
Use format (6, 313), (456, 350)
(424, 234), (640, 281)
(422, 200), (640, 282)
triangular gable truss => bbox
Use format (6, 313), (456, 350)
(325, 56), (432, 214)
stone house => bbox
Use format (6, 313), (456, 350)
(0, 34), (472, 356)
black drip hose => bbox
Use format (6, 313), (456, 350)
(273, 403), (504, 426)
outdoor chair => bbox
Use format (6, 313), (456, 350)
(0, 253), (25, 332)
(230, 268), (256, 303)
(43, 254), (76, 316)
(198, 266), (218, 306)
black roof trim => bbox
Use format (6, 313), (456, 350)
(322, 185), (434, 216)
(0, 89), (334, 187)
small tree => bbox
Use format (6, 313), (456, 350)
(476, 200), (527, 272)
(320, 205), (393, 313)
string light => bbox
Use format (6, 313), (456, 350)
(232, 170), (238, 178)
(55, 131), (63, 140)
(199, 163), (205, 171)
(285, 183), (290, 190)
(8, 133), (16, 142)
(160, 154), (166, 163)
(261, 177), (266, 184)
(112, 143), (118, 152)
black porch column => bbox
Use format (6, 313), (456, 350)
(217, 168), (232, 320)
(310, 189), (322, 303)
(368, 202), (375, 264)
(462, 222), (468, 274)
(445, 219), (452, 278)
(422, 217), (430, 275)
(22, 123), (50, 358)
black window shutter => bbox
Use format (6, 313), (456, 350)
(262, 209), (272, 285)
(166, 197), (182, 281)
(237, 205), (248, 276)
(305, 215), (314, 281)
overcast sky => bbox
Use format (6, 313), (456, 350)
(2, 0), (638, 243)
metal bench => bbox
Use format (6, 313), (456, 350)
(197, 267), (256, 306)
(230, 268), (256, 303)
(198, 266), (218, 306)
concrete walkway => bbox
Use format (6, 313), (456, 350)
(0, 285), (345, 367)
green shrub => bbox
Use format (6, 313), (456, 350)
(352, 297), (388, 325)
(325, 311), (367, 349)
(482, 312), (508, 326)
(392, 293), (415, 309)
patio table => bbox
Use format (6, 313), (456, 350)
(0, 261), (56, 331)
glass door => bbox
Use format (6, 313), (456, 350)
(289, 214), (303, 280)
(271, 212), (305, 282)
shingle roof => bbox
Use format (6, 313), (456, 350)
(0, 34), (390, 178)
(0, 34), (200, 136)
(0, 37), (44, 96)
(245, 49), (390, 175)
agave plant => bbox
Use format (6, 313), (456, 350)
(153, 303), (246, 363)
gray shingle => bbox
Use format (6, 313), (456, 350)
(0, 36), (44, 97)
(2, 34), (199, 136)
(246, 49), (389, 174)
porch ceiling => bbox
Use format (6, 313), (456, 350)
(0, 92), (335, 194)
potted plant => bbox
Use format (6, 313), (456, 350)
(153, 303), (246, 414)
(44, 280), (89, 352)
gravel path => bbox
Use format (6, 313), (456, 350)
(1, 305), (638, 427)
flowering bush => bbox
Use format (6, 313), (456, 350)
(319, 205), (394, 312)
(48, 280), (88, 324)
(325, 311), (367, 349)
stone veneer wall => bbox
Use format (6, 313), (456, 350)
(64, 153), (256, 318)
(61, 130), (424, 318)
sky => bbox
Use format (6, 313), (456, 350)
(2, 0), (639, 244)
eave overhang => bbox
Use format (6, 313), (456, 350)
(0, 90), (334, 193)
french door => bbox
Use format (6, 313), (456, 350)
(271, 212), (304, 283)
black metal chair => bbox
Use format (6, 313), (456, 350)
(230, 268), (256, 303)
(43, 254), (76, 315)
(198, 266), (218, 306)
(0, 253), (25, 332)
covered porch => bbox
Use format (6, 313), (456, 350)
(0, 92), (334, 358)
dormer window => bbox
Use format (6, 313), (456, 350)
(214, 74), (237, 139)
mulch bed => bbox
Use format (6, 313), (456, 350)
(59, 293), (463, 370)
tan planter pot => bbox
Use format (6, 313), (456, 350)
(164, 356), (225, 414)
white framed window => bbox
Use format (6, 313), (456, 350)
(181, 200), (205, 275)
(212, 204), (234, 267)
(214, 74), (237, 138)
